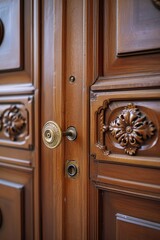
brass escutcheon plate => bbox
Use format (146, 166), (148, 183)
(42, 121), (62, 149)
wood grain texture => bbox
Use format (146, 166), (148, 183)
(0, 168), (33, 239)
(99, 192), (160, 240)
(0, 0), (40, 239)
(0, 179), (24, 240)
(0, 0), (22, 71)
(89, 0), (160, 239)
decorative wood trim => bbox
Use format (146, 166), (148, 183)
(90, 89), (160, 167)
(0, 0), (23, 71)
(109, 103), (156, 155)
(96, 100), (111, 155)
(95, 101), (157, 156)
(0, 179), (24, 240)
(0, 105), (26, 141)
(90, 155), (160, 199)
(0, 96), (33, 149)
(90, 91), (98, 102)
(116, 213), (160, 230)
(90, 0), (160, 88)
(91, 74), (160, 91)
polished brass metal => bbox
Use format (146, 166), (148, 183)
(64, 126), (77, 141)
(66, 160), (79, 178)
(69, 75), (76, 83)
(42, 121), (77, 149)
(42, 121), (62, 149)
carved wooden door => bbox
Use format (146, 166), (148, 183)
(0, 0), (40, 239)
(89, 0), (160, 239)
(41, 0), (160, 239)
(1, 1), (159, 240)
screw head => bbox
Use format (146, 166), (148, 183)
(69, 76), (76, 83)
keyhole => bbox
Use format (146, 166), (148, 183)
(67, 164), (77, 177)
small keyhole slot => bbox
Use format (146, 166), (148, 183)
(67, 164), (77, 177)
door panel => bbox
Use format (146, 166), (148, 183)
(41, 0), (88, 239)
(0, 179), (24, 240)
(0, 0), (40, 239)
(90, 0), (160, 91)
(116, 0), (160, 54)
(91, 90), (160, 161)
(0, 0), (23, 71)
(99, 192), (160, 240)
(90, 0), (160, 239)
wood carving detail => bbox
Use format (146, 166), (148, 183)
(96, 100), (110, 155)
(0, 106), (26, 141)
(109, 104), (156, 155)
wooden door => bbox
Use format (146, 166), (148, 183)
(0, 0), (40, 239)
(1, 0), (159, 240)
(41, 0), (160, 239)
(41, 0), (88, 239)
(89, 0), (160, 239)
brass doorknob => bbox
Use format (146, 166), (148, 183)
(42, 121), (77, 149)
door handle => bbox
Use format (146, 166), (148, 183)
(42, 121), (77, 149)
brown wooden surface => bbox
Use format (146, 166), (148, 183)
(41, 0), (89, 239)
(0, 0), (23, 71)
(0, 0), (160, 239)
(0, 0), (40, 239)
(90, 0), (160, 239)
(0, 179), (24, 240)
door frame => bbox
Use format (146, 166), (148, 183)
(41, 0), (93, 239)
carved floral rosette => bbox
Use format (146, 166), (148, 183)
(0, 105), (26, 141)
(96, 103), (156, 156)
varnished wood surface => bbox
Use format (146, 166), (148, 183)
(41, 0), (89, 239)
(0, 0), (40, 239)
(90, 0), (160, 239)
(0, 0), (160, 239)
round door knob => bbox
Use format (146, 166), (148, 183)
(42, 121), (77, 149)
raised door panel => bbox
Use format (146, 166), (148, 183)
(0, 0), (39, 86)
(91, 0), (160, 91)
(0, 95), (33, 149)
(116, 214), (160, 240)
(0, 0), (22, 71)
(89, 0), (160, 239)
(0, 179), (24, 240)
(0, 167), (34, 240)
(103, 0), (160, 76)
(0, 1), (40, 239)
(99, 192), (160, 240)
(90, 89), (160, 165)
(116, 0), (160, 54)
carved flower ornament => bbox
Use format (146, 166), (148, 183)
(0, 106), (26, 141)
(109, 104), (156, 155)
